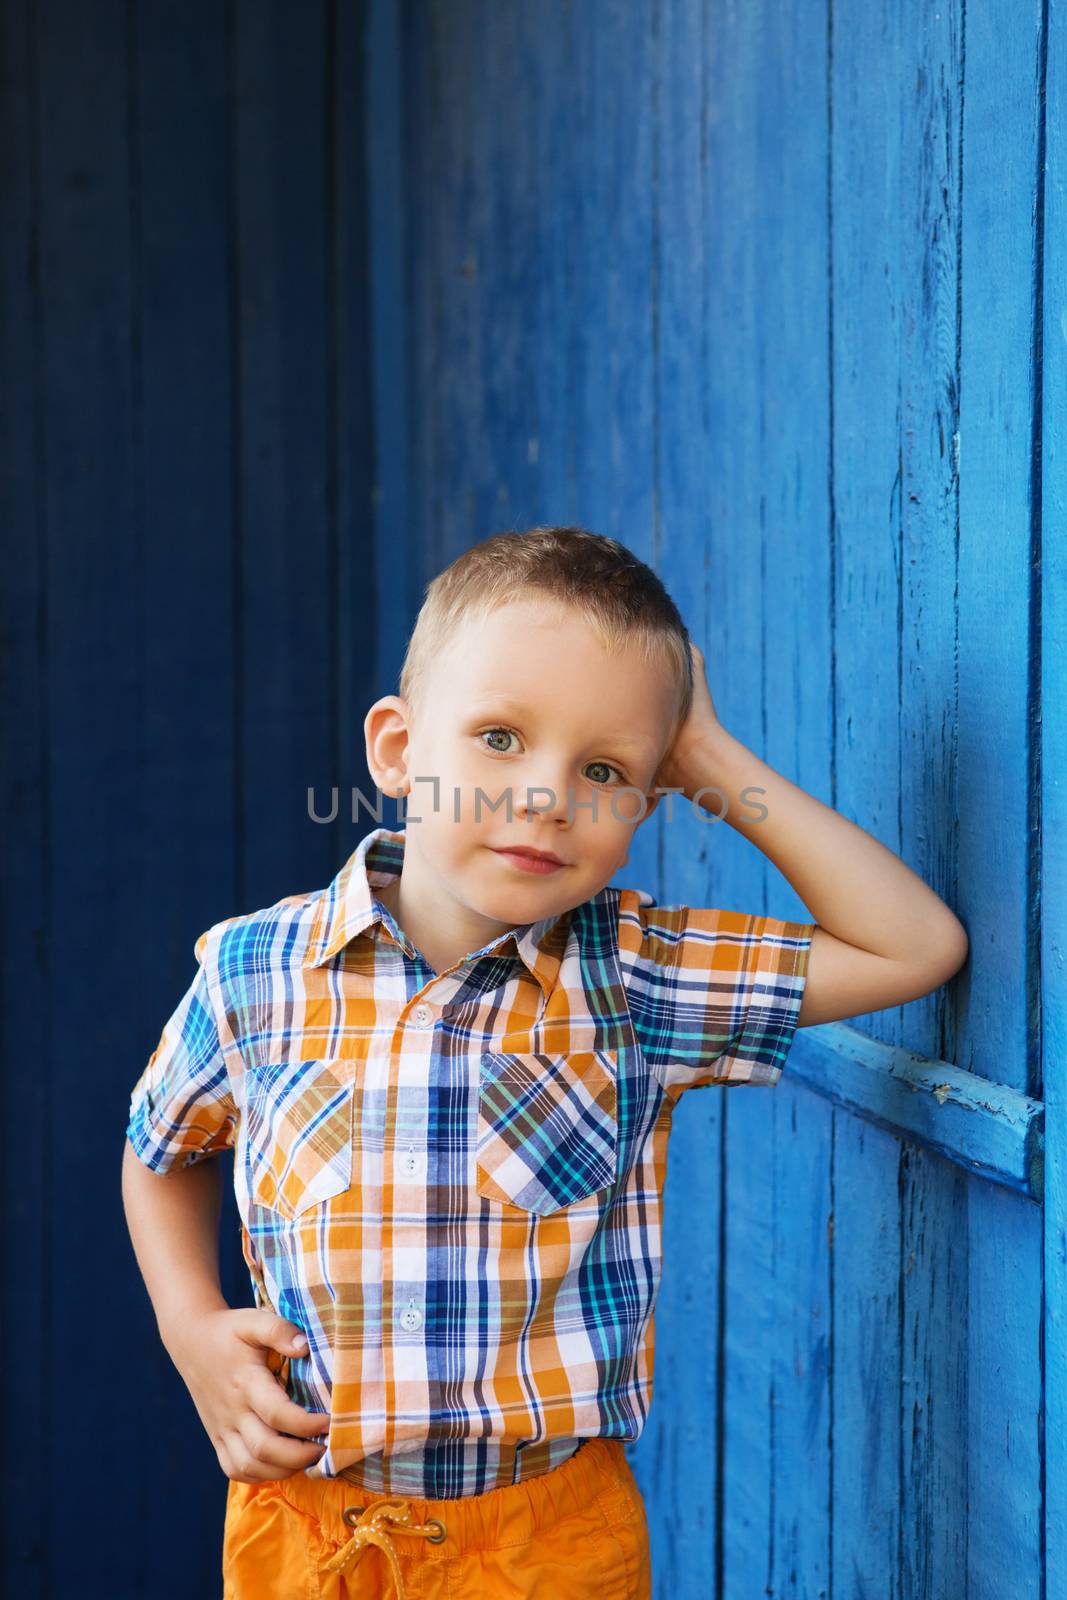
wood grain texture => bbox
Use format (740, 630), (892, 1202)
(644, 5), (725, 1591)
(2, 0), (1053, 1591)
(939, 12), (1047, 1584)
(832, 3), (953, 1594)
(1043, 4), (1066, 1596)
(789, 1023), (1043, 1199)
(0, 1), (375, 1591)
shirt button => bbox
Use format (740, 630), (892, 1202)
(399, 1304), (424, 1332)
(401, 1150), (423, 1175)
(411, 1003), (433, 1028)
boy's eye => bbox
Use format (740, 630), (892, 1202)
(476, 728), (625, 785)
(583, 760), (622, 786)
(478, 726), (518, 754)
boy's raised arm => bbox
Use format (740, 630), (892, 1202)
(655, 644), (969, 1029)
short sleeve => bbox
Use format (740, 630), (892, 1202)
(616, 892), (816, 1102)
(126, 930), (238, 1171)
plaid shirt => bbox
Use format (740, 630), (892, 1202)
(127, 825), (814, 1500)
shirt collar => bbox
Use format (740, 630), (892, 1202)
(301, 826), (571, 1004)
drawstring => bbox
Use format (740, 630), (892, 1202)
(322, 1496), (447, 1598)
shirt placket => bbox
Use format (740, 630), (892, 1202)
(381, 987), (439, 1455)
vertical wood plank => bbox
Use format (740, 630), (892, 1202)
(331, 0), (378, 793)
(959, 0), (1046, 1593)
(531, 0), (578, 528)
(956, 0), (1044, 1103)
(700, 3), (799, 1592)
(0, 0), (49, 1587)
(638, 0), (723, 1591)
(233, 0), (341, 902)
(471, 0), (542, 535)
(131, 1), (242, 1588)
(754, 1), (835, 1594)
(561, 0), (658, 544)
(404, 0), (442, 586)
(829, 1), (909, 1590)
(32, 1), (144, 1591)
(1043, 2), (1067, 1591)
(426, 0), (482, 564)
(366, 0), (412, 706)
(894, 3), (970, 1593)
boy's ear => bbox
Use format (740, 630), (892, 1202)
(364, 695), (412, 798)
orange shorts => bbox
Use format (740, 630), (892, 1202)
(222, 1436), (652, 1599)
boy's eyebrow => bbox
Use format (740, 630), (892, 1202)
(468, 694), (540, 717)
(468, 695), (656, 756)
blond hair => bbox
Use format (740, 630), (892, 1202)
(398, 525), (694, 752)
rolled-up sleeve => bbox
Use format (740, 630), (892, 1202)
(617, 892), (815, 1102)
(126, 930), (238, 1171)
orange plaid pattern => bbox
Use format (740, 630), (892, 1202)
(128, 826), (814, 1499)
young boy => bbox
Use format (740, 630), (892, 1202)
(122, 526), (968, 1599)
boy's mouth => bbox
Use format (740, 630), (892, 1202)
(490, 845), (568, 874)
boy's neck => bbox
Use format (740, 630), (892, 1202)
(374, 872), (520, 980)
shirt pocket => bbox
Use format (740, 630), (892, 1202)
(475, 1048), (619, 1216)
(242, 1057), (355, 1221)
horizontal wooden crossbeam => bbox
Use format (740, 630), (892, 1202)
(785, 1023), (1044, 1202)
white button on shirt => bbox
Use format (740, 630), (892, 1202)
(411, 1002), (433, 1028)
(400, 1304), (424, 1332)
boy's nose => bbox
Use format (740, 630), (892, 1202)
(515, 772), (586, 826)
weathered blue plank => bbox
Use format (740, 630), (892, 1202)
(640, 1), (726, 1591)
(130, 1), (242, 1590)
(954, 0), (1047, 1582)
(366, 0), (413, 700)
(956, 16), (1043, 1106)
(895, 5), (985, 1595)
(33, 1), (159, 1592)
(830, 1), (911, 1591)
(402, 0), (439, 587)
(332, 0), (378, 794)
(1042, 4), (1067, 1593)
(530, 0), (579, 529)
(754, 0), (836, 1592)
(426, 0), (482, 567)
(694, 2), (821, 1590)
(565, 0), (658, 550)
(789, 1024), (1043, 1198)
(471, 3), (543, 537)
(233, 0), (341, 901)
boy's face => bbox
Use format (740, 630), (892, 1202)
(367, 597), (679, 939)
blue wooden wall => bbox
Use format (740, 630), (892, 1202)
(3, 1), (1062, 1596)
(0, 1), (375, 1593)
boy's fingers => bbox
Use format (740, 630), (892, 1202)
(236, 1309), (309, 1355)
(234, 1411), (327, 1478)
(247, 1367), (331, 1438)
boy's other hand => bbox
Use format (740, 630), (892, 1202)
(654, 641), (726, 801)
(166, 1306), (333, 1482)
